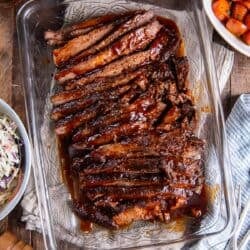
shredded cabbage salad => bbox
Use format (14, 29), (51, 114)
(0, 114), (21, 207)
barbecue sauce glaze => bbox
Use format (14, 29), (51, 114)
(55, 15), (208, 233)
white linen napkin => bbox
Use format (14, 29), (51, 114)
(190, 94), (250, 250)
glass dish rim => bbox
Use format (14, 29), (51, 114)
(16, 0), (238, 249)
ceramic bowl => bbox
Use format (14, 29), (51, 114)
(0, 99), (31, 220)
(203, 0), (250, 57)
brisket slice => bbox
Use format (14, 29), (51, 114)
(70, 11), (155, 65)
(73, 197), (192, 228)
(45, 27), (93, 47)
(76, 156), (202, 177)
(72, 200), (118, 229)
(55, 103), (104, 135)
(72, 93), (157, 142)
(44, 13), (125, 45)
(50, 85), (131, 120)
(64, 29), (168, 89)
(55, 20), (162, 83)
(88, 129), (204, 161)
(53, 23), (115, 66)
(74, 157), (162, 174)
(51, 71), (140, 105)
(64, 49), (155, 89)
(74, 122), (150, 149)
(83, 186), (188, 202)
(73, 198), (167, 229)
(51, 95), (99, 121)
(72, 102), (166, 149)
(79, 173), (202, 192)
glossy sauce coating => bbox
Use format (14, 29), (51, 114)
(49, 12), (207, 231)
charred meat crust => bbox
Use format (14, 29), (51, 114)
(44, 13), (125, 45)
(72, 200), (118, 229)
(47, 11), (206, 229)
(53, 23), (115, 66)
(51, 85), (131, 120)
(68, 11), (155, 66)
(62, 28), (169, 89)
(55, 20), (162, 83)
(45, 12), (137, 48)
(51, 69), (143, 104)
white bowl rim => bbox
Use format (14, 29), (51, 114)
(0, 98), (32, 220)
(203, 0), (250, 57)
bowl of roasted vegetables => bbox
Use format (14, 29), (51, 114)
(203, 0), (250, 57)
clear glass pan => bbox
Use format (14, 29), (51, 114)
(17, 0), (237, 249)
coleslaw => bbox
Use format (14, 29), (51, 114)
(0, 113), (21, 207)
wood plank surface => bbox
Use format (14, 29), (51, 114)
(0, 2), (249, 249)
(0, 1), (13, 241)
(0, 2), (33, 248)
(0, 3), (13, 104)
(230, 53), (250, 106)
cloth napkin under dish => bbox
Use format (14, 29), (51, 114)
(20, 2), (239, 249)
(190, 94), (250, 250)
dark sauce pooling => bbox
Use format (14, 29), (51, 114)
(48, 10), (207, 231)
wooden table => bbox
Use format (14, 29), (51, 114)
(0, 2), (249, 249)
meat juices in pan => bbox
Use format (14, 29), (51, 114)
(46, 10), (207, 230)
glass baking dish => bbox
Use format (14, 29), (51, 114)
(17, 0), (237, 249)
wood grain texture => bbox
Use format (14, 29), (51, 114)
(12, 31), (26, 124)
(7, 206), (32, 246)
(0, 4), (13, 104)
(0, 2), (249, 248)
(0, 2), (13, 238)
(230, 53), (250, 101)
